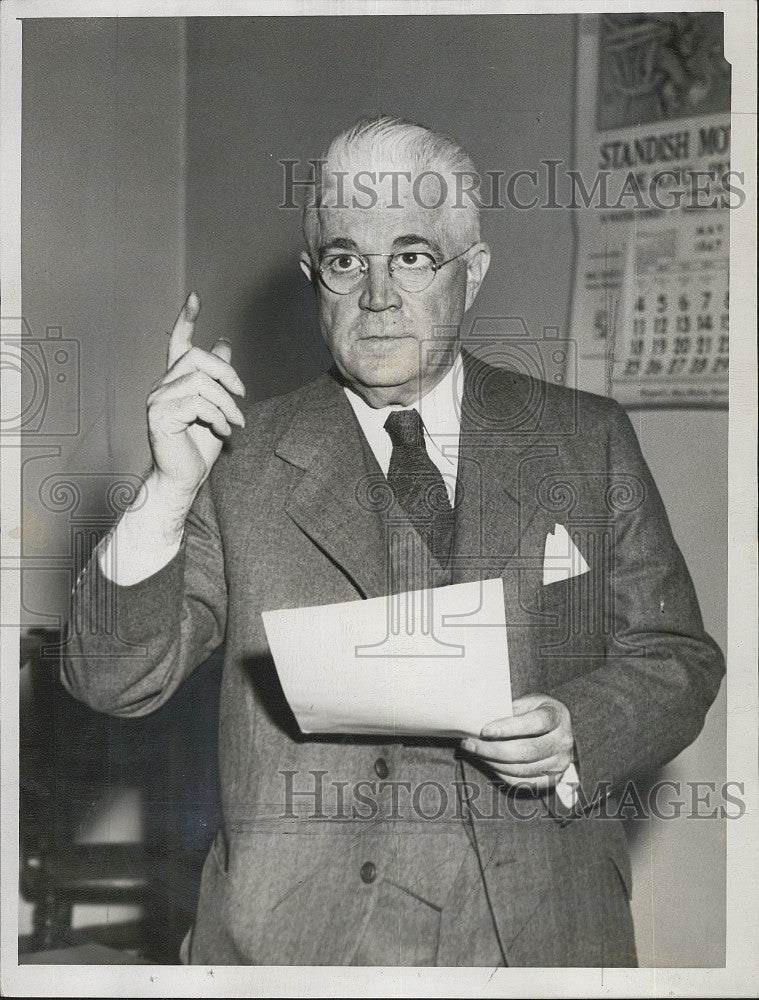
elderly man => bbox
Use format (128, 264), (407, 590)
(64, 116), (724, 967)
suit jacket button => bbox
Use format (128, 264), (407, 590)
(374, 757), (389, 779)
(360, 861), (377, 884)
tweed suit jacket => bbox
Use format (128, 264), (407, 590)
(64, 352), (725, 966)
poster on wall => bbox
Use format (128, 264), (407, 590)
(570, 12), (732, 408)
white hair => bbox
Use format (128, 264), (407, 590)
(302, 114), (482, 253)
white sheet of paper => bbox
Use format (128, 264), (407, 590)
(261, 577), (511, 738)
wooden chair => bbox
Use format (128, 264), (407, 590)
(19, 629), (223, 962)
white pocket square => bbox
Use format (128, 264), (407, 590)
(543, 523), (590, 586)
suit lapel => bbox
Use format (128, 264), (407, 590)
(272, 372), (392, 600)
(451, 352), (555, 586)
(450, 354), (565, 707)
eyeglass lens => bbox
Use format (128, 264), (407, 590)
(318, 251), (438, 294)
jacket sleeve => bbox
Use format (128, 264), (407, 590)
(61, 478), (227, 718)
(551, 400), (725, 805)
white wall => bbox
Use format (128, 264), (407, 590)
(625, 410), (727, 967)
(20, 16), (187, 936)
(21, 17), (186, 625)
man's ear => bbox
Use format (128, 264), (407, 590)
(464, 243), (491, 312)
(299, 251), (314, 284)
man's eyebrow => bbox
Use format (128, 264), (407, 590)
(317, 234), (444, 258)
(392, 234), (443, 257)
(317, 237), (359, 255)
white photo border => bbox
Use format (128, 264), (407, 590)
(1, 1), (756, 996)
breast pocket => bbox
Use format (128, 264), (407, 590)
(535, 568), (607, 661)
(515, 567), (607, 694)
(514, 565), (572, 634)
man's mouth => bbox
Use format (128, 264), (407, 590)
(357, 334), (413, 340)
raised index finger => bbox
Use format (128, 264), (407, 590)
(167, 292), (201, 369)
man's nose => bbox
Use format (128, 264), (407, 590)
(358, 257), (402, 311)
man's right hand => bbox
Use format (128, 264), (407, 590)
(96, 293), (246, 587)
(147, 291), (246, 504)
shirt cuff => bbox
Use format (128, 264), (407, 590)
(555, 762), (581, 810)
(98, 511), (183, 586)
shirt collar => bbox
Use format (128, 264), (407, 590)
(342, 354), (463, 466)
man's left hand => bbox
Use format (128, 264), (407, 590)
(461, 694), (575, 792)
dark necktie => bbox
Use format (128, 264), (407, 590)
(384, 409), (455, 566)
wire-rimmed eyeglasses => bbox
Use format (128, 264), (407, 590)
(314, 243), (478, 295)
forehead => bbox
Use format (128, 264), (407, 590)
(314, 201), (450, 253)
(312, 149), (463, 252)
